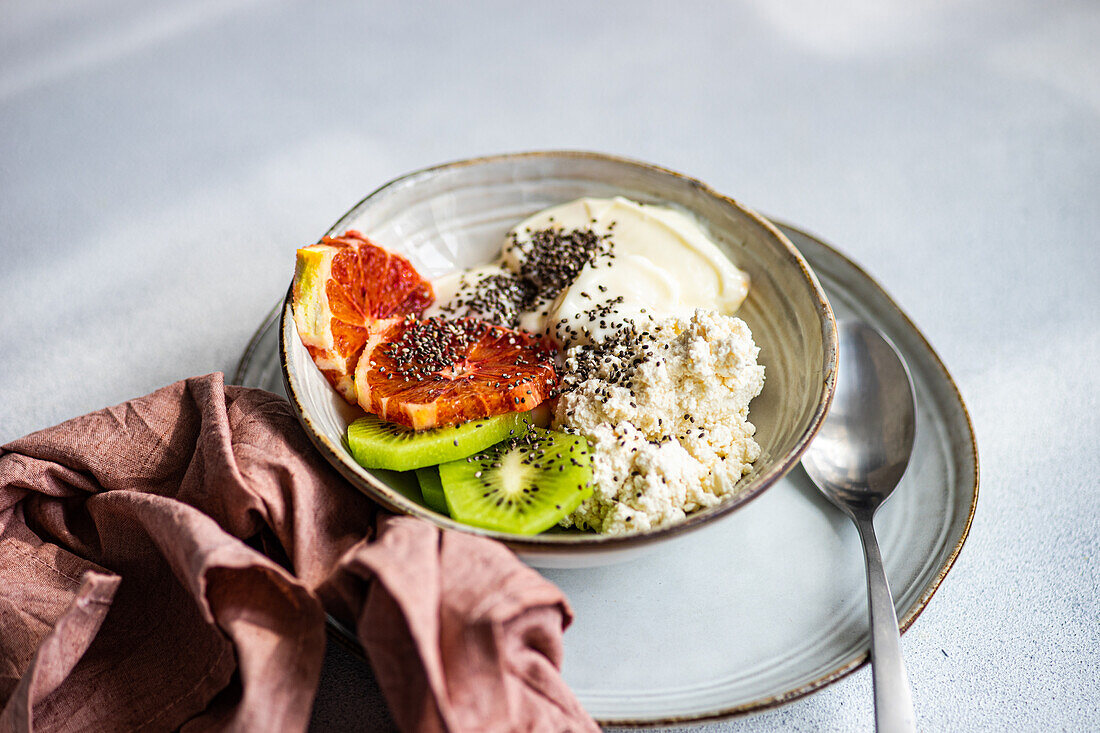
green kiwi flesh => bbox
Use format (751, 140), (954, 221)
(415, 466), (449, 515)
(438, 427), (593, 535)
(347, 411), (533, 472)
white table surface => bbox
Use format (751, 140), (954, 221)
(2, 1), (1097, 730)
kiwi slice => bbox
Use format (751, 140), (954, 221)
(415, 466), (449, 515)
(347, 411), (532, 472)
(438, 427), (593, 535)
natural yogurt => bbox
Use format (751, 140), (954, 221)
(426, 197), (765, 534)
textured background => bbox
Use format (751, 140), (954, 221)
(2, 1), (1098, 730)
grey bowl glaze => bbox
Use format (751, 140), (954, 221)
(281, 151), (837, 567)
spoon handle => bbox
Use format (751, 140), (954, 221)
(854, 514), (917, 733)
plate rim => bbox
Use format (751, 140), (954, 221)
(235, 219), (979, 727)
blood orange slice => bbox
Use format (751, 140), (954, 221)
(292, 231), (433, 402)
(355, 316), (558, 430)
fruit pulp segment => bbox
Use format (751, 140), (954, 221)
(356, 317), (557, 430)
(292, 247), (333, 351)
(346, 410), (533, 472)
(438, 429), (594, 535)
(415, 467), (449, 515)
(291, 231), (433, 404)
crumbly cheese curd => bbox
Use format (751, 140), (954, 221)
(554, 309), (765, 534)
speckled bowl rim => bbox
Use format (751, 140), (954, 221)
(278, 150), (839, 555)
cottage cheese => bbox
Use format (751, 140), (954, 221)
(554, 310), (765, 534)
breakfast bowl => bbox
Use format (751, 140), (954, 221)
(280, 151), (837, 567)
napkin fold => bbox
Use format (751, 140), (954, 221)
(0, 373), (597, 732)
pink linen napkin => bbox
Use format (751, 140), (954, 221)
(0, 373), (597, 732)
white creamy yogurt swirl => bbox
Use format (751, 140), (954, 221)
(425, 196), (750, 347)
(507, 196), (750, 345)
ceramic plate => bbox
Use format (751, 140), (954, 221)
(235, 223), (977, 726)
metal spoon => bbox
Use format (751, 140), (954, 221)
(802, 320), (918, 732)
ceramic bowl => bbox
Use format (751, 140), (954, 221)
(280, 151), (837, 567)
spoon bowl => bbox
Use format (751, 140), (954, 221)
(803, 320), (916, 511)
(802, 320), (918, 732)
